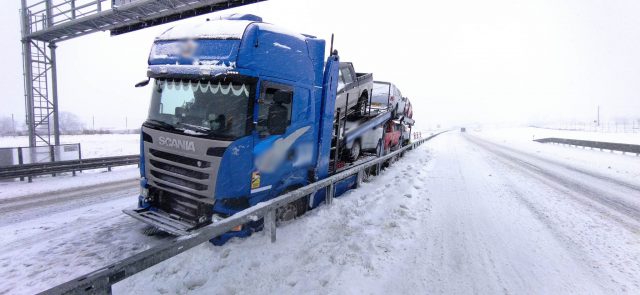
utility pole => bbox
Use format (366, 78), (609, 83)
(125, 116), (128, 129)
(92, 116), (95, 131)
(597, 105), (600, 127)
(11, 113), (15, 135)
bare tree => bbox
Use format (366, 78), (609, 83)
(59, 112), (85, 134)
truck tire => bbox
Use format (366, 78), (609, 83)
(355, 94), (368, 117)
(371, 139), (383, 176)
(276, 189), (309, 223)
(346, 140), (361, 162)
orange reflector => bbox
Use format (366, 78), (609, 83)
(231, 225), (243, 232)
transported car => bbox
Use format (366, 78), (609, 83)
(336, 62), (373, 118)
(383, 120), (403, 153)
(342, 121), (384, 161)
(371, 81), (407, 119)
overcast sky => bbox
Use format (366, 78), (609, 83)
(1, 0), (639, 130)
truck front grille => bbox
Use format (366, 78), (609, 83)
(141, 126), (230, 225)
(147, 148), (215, 200)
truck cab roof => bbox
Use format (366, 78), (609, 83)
(147, 14), (326, 86)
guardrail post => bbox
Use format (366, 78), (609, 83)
(78, 144), (83, 174)
(18, 147), (24, 181)
(265, 209), (276, 243)
(356, 170), (363, 187)
(326, 182), (335, 205)
(50, 145), (56, 177)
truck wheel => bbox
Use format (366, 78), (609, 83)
(276, 190), (309, 223)
(347, 140), (361, 161)
(355, 94), (368, 117)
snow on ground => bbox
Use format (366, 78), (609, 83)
(0, 180), (166, 295)
(0, 166), (139, 200)
(113, 132), (640, 294)
(488, 126), (640, 144)
(475, 127), (640, 184)
(2, 131), (639, 294)
(0, 134), (140, 158)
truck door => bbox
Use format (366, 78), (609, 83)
(253, 81), (314, 202)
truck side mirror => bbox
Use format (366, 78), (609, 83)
(135, 78), (150, 88)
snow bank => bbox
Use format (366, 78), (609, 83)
(114, 146), (435, 294)
(473, 127), (640, 185)
(506, 127), (640, 144)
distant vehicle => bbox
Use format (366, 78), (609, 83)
(461, 127), (466, 132)
(372, 81), (407, 119)
(336, 62), (373, 118)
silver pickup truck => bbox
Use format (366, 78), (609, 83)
(336, 62), (373, 118)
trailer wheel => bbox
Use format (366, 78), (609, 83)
(346, 140), (361, 161)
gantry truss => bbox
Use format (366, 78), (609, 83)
(20, 0), (264, 146)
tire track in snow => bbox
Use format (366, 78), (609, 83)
(0, 179), (138, 226)
(466, 135), (640, 229)
(465, 134), (640, 293)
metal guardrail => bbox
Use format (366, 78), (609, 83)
(0, 155), (139, 181)
(534, 138), (640, 155)
(40, 131), (446, 295)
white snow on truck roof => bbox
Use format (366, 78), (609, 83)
(156, 20), (254, 40)
(156, 19), (309, 42)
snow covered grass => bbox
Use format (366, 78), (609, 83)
(495, 126), (640, 144)
(0, 134), (140, 158)
(473, 127), (640, 184)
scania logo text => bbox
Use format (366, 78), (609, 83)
(158, 136), (196, 152)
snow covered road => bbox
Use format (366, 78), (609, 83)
(0, 174), (170, 295)
(112, 131), (640, 294)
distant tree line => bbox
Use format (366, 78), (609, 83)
(0, 112), (139, 136)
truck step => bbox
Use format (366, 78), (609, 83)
(123, 208), (199, 236)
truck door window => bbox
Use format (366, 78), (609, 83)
(257, 85), (292, 137)
(338, 70), (345, 91)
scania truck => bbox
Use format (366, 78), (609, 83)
(124, 14), (398, 244)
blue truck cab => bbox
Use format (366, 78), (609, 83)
(124, 14), (348, 240)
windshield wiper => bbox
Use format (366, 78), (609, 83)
(145, 119), (176, 131)
(177, 122), (210, 133)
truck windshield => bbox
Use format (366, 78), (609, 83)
(147, 78), (255, 140)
